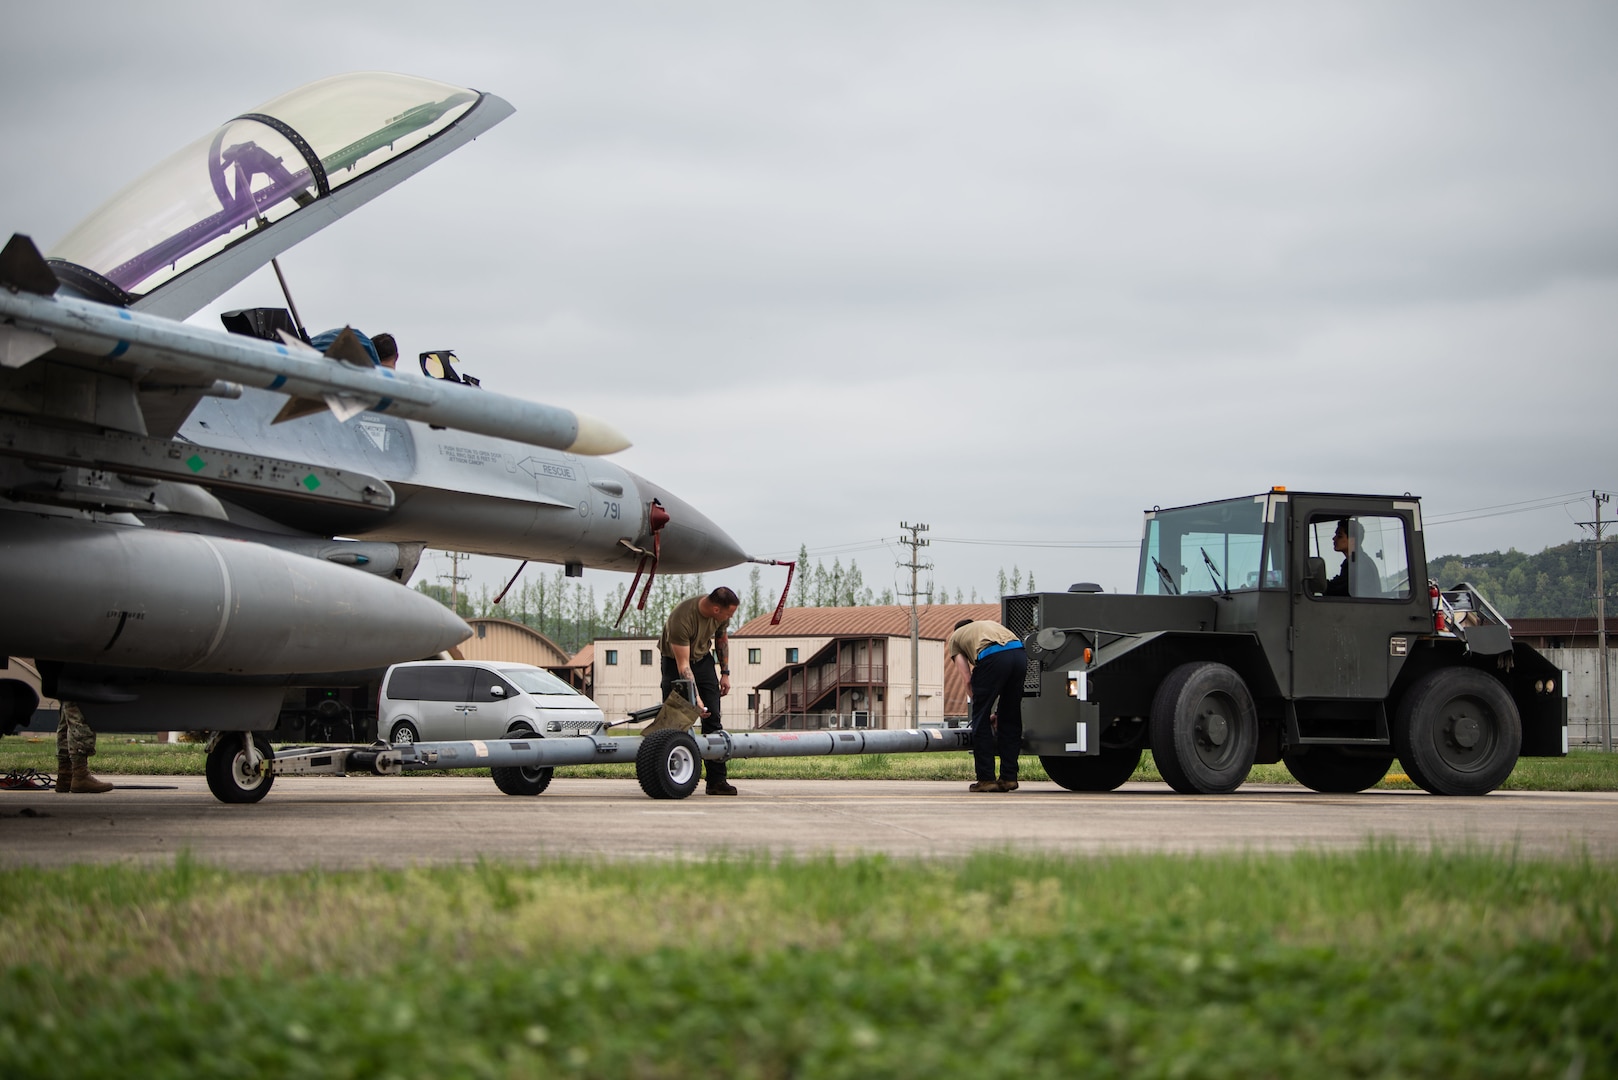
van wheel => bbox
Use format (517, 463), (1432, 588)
(1282, 748), (1394, 793)
(637, 730), (702, 800)
(205, 733), (275, 804)
(1040, 748), (1142, 791)
(388, 721), (419, 745)
(491, 726), (553, 796)
(1150, 662), (1257, 794)
(1395, 668), (1520, 796)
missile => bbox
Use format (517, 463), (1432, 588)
(0, 514), (469, 673)
(0, 240), (629, 456)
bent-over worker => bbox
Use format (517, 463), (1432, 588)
(946, 618), (1026, 793)
(658, 587), (741, 795)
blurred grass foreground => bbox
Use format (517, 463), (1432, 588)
(1, 847), (1614, 1078)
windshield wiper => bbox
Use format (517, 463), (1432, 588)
(1200, 546), (1230, 597)
(1151, 556), (1179, 596)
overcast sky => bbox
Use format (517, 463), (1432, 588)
(4, 1), (1615, 606)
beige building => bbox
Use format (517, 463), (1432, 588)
(592, 603), (998, 728)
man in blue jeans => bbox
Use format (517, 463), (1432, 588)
(946, 618), (1026, 792)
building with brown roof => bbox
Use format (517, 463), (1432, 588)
(591, 603), (999, 728)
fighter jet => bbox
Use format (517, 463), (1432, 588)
(0, 72), (745, 759)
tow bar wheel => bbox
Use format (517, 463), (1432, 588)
(637, 729), (702, 800)
(205, 732), (276, 804)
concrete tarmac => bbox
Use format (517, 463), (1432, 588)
(4, 775), (1616, 869)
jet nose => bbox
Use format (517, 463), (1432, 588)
(630, 472), (747, 573)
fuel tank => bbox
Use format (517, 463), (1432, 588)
(0, 513), (469, 673)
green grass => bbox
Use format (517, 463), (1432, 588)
(1, 847), (1613, 1078)
(3, 735), (1616, 789)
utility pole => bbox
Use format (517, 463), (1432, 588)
(438, 551), (472, 616)
(1578, 492), (1612, 752)
(898, 522), (931, 726)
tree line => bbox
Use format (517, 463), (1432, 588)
(415, 549), (1040, 655)
(1430, 541), (1610, 619)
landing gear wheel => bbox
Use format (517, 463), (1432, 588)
(1040, 748), (1142, 792)
(388, 721), (419, 745)
(1395, 668), (1520, 796)
(491, 727), (553, 796)
(1150, 662), (1258, 794)
(205, 733), (275, 804)
(636, 730), (702, 800)
(1282, 748), (1394, 793)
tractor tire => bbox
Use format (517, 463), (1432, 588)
(1395, 668), (1520, 796)
(1039, 748), (1142, 792)
(1149, 662), (1258, 794)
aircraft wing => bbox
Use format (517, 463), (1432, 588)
(0, 234), (628, 455)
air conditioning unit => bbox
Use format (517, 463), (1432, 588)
(852, 710), (870, 728)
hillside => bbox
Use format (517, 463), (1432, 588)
(1429, 541), (1607, 619)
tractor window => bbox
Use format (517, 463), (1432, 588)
(1138, 498), (1267, 595)
(1307, 515), (1411, 600)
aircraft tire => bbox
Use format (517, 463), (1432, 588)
(1282, 748), (1394, 793)
(636, 730), (702, 800)
(1039, 748), (1142, 791)
(205, 733), (275, 804)
(1395, 668), (1520, 796)
(1149, 662), (1258, 794)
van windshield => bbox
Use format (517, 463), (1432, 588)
(499, 667), (578, 696)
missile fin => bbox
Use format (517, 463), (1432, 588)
(323, 394), (372, 422)
(323, 326), (375, 367)
(0, 323), (57, 369)
(276, 329), (321, 354)
(271, 396), (328, 424)
(0, 234), (60, 297)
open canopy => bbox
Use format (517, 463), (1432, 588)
(47, 72), (509, 316)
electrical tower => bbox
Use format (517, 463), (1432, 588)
(897, 522), (931, 726)
(1576, 492), (1612, 752)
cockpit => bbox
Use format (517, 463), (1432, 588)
(46, 72), (480, 305)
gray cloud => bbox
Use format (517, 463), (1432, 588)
(4, 0), (1614, 600)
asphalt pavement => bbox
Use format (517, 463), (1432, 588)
(3, 775), (1615, 869)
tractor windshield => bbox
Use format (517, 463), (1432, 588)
(1138, 494), (1287, 595)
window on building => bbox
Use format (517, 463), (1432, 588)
(786, 647), (799, 663)
(605, 650), (618, 666)
(640, 649), (653, 665)
(748, 648), (761, 664)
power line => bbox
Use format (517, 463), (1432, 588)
(1425, 491), (1590, 526)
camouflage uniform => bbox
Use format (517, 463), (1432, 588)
(55, 701), (97, 758)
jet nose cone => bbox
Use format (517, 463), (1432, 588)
(631, 473), (747, 573)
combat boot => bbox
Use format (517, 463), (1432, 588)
(55, 754), (71, 793)
(69, 756), (113, 794)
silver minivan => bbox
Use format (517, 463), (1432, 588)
(378, 660), (605, 744)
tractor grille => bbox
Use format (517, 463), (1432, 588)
(1001, 594), (1043, 697)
